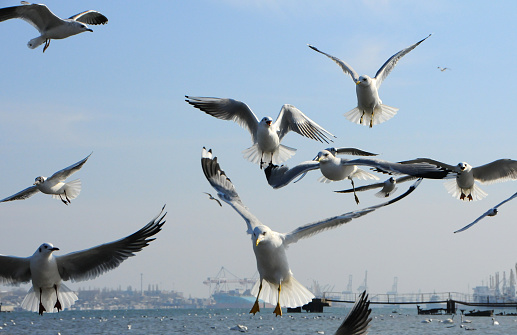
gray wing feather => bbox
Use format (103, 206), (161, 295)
(56, 206), (165, 282)
(264, 161), (321, 189)
(454, 191), (517, 233)
(330, 147), (378, 157)
(0, 185), (40, 202)
(0, 255), (31, 285)
(308, 44), (359, 83)
(335, 176), (417, 194)
(472, 159), (517, 184)
(335, 291), (372, 335)
(374, 34), (431, 88)
(0, 3), (61, 32)
(201, 148), (263, 234)
(186, 96), (259, 142)
(284, 179), (422, 245)
(356, 158), (454, 179)
(275, 104), (335, 143)
(69, 10), (108, 25)
(48, 152), (92, 182)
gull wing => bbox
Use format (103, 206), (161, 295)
(335, 291), (372, 335)
(275, 104), (335, 143)
(472, 159), (517, 184)
(308, 44), (360, 83)
(335, 176), (417, 194)
(345, 157), (453, 179)
(0, 185), (40, 202)
(69, 10), (108, 25)
(0, 255), (31, 285)
(264, 161), (320, 189)
(186, 96), (260, 142)
(56, 206), (165, 282)
(0, 3), (61, 33)
(284, 179), (422, 245)
(328, 147), (378, 157)
(47, 152), (92, 183)
(374, 34), (431, 89)
(201, 148), (263, 234)
(454, 191), (517, 233)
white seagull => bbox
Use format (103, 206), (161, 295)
(399, 158), (517, 201)
(186, 96), (336, 167)
(265, 149), (451, 204)
(0, 153), (92, 205)
(335, 291), (372, 335)
(437, 67), (451, 72)
(0, 206), (165, 315)
(335, 176), (419, 199)
(201, 147), (422, 316)
(454, 191), (517, 233)
(0, 2), (108, 52)
(308, 34), (431, 127)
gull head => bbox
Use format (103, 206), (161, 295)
(253, 226), (271, 247)
(70, 20), (93, 33)
(356, 75), (372, 87)
(33, 176), (47, 185)
(34, 243), (59, 256)
(456, 162), (471, 172)
(316, 150), (334, 163)
(261, 117), (273, 127)
(388, 177), (395, 184)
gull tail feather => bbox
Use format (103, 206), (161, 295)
(444, 179), (487, 201)
(27, 36), (46, 49)
(375, 186), (397, 198)
(21, 284), (78, 313)
(51, 179), (82, 201)
(251, 276), (314, 308)
(242, 144), (296, 166)
(344, 105), (398, 126)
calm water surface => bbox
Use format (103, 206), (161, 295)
(1, 307), (516, 334)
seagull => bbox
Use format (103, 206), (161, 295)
(335, 176), (419, 198)
(437, 67), (451, 72)
(454, 191), (517, 233)
(334, 290), (372, 335)
(203, 192), (222, 207)
(186, 96), (336, 167)
(265, 149), (452, 203)
(308, 34), (431, 127)
(201, 147), (422, 316)
(492, 317), (499, 326)
(398, 158), (517, 201)
(0, 206), (165, 315)
(0, 153), (92, 205)
(0, 2), (108, 52)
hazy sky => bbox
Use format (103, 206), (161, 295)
(1, 0), (517, 300)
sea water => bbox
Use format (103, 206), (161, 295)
(0, 307), (516, 334)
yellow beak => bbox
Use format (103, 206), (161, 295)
(255, 238), (261, 246)
(356, 81), (361, 85)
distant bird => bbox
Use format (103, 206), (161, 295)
(492, 317), (499, 326)
(202, 147), (422, 316)
(454, 191), (517, 233)
(335, 176), (419, 198)
(0, 206), (166, 314)
(308, 34), (431, 127)
(203, 192), (222, 207)
(0, 153), (92, 205)
(441, 315), (454, 324)
(186, 96), (335, 167)
(265, 149), (451, 204)
(0, 2), (108, 52)
(334, 290), (372, 335)
(437, 67), (451, 72)
(398, 158), (517, 201)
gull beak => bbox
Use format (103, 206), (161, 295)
(87, 28), (93, 32)
(51, 247), (60, 251)
(266, 120), (272, 126)
(255, 237), (263, 247)
(356, 81), (361, 85)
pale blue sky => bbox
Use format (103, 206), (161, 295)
(1, 0), (517, 299)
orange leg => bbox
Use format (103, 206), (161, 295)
(250, 281), (262, 315)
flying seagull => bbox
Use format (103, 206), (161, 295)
(454, 191), (517, 233)
(0, 206), (166, 315)
(398, 158), (517, 201)
(437, 67), (451, 72)
(203, 192), (222, 207)
(335, 291), (372, 335)
(265, 149), (451, 203)
(0, 153), (92, 205)
(308, 34), (431, 127)
(0, 2), (108, 52)
(335, 176), (419, 199)
(186, 96), (336, 167)
(201, 147), (421, 316)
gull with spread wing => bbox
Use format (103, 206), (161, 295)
(265, 149), (452, 204)
(0, 1), (108, 52)
(454, 191), (517, 233)
(398, 158), (517, 201)
(202, 147), (421, 316)
(335, 176), (419, 199)
(0, 206), (165, 315)
(186, 96), (335, 167)
(1, 153), (92, 205)
(308, 34), (431, 127)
